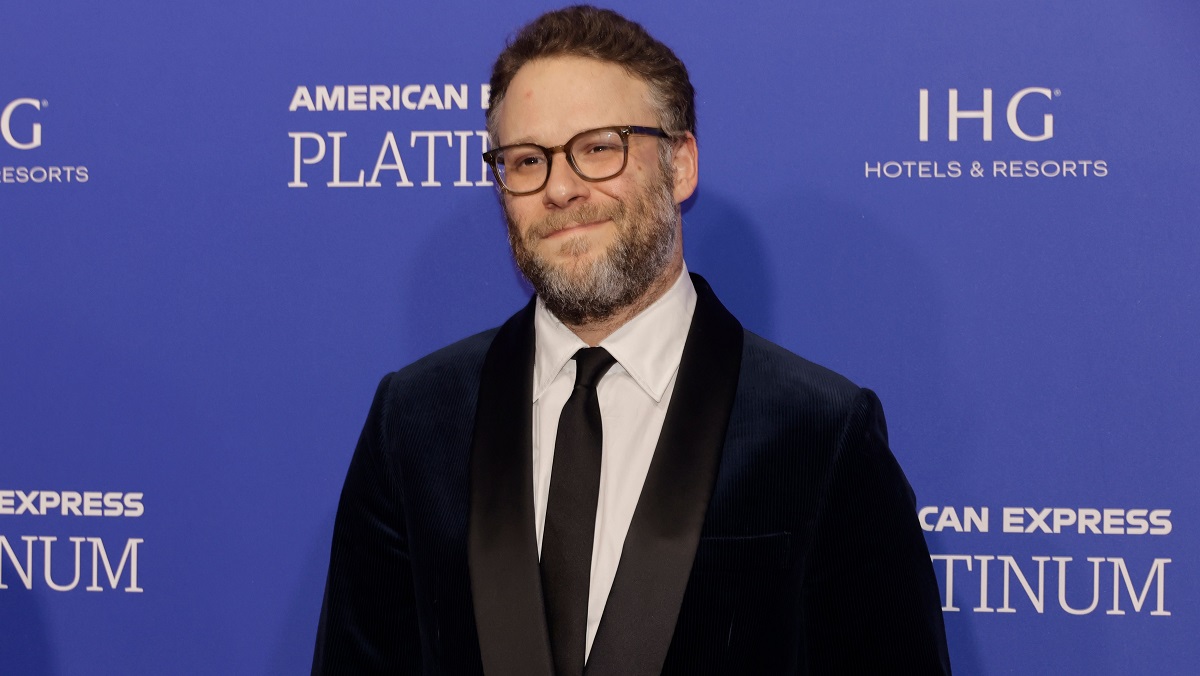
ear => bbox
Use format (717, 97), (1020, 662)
(670, 132), (699, 204)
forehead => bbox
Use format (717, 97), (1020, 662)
(495, 55), (655, 145)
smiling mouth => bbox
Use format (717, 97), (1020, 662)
(543, 220), (608, 239)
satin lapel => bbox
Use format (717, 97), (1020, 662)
(585, 274), (744, 676)
(468, 298), (555, 676)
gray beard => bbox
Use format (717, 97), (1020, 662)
(505, 176), (679, 326)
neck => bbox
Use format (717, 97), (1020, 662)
(564, 255), (684, 346)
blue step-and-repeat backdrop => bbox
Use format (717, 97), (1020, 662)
(3, 2), (1197, 674)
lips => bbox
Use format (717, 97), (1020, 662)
(543, 220), (607, 239)
(521, 202), (622, 243)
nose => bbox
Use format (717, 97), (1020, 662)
(541, 150), (589, 209)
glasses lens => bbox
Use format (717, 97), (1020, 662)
(569, 129), (627, 180)
(496, 144), (547, 193)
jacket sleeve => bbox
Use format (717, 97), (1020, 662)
(801, 388), (952, 675)
(312, 374), (423, 675)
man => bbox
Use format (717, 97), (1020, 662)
(313, 6), (951, 675)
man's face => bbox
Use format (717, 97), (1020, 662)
(494, 56), (694, 326)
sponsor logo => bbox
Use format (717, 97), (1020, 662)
(288, 130), (492, 188)
(919, 87), (1055, 142)
(0, 490), (144, 518)
(932, 554), (1169, 616)
(288, 84), (490, 112)
(0, 536), (143, 593)
(1, 488), (145, 593)
(919, 506), (1172, 535)
(863, 86), (1108, 180)
(2, 98), (42, 149)
(1, 96), (90, 185)
(922, 504), (1175, 617)
(287, 82), (494, 189)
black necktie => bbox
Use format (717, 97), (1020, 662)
(541, 347), (617, 676)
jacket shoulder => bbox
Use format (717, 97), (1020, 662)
(739, 330), (864, 414)
(367, 327), (502, 434)
(386, 328), (499, 393)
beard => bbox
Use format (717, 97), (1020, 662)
(504, 170), (679, 326)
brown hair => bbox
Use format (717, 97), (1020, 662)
(487, 5), (696, 143)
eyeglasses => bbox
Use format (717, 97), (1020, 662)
(483, 125), (672, 196)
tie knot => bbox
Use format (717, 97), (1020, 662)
(572, 347), (616, 389)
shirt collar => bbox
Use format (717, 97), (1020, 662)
(532, 263), (697, 403)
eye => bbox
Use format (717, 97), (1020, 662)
(502, 147), (545, 172)
(580, 141), (619, 155)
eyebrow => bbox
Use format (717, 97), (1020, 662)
(499, 125), (626, 148)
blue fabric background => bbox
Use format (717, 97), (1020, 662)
(2, 2), (1196, 673)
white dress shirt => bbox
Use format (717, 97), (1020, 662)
(531, 263), (697, 660)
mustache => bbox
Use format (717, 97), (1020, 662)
(520, 202), (624, 241)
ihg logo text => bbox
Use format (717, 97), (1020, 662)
(919, 87), (1056, 142)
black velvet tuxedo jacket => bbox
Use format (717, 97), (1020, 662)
(313, 275), (951, 675)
